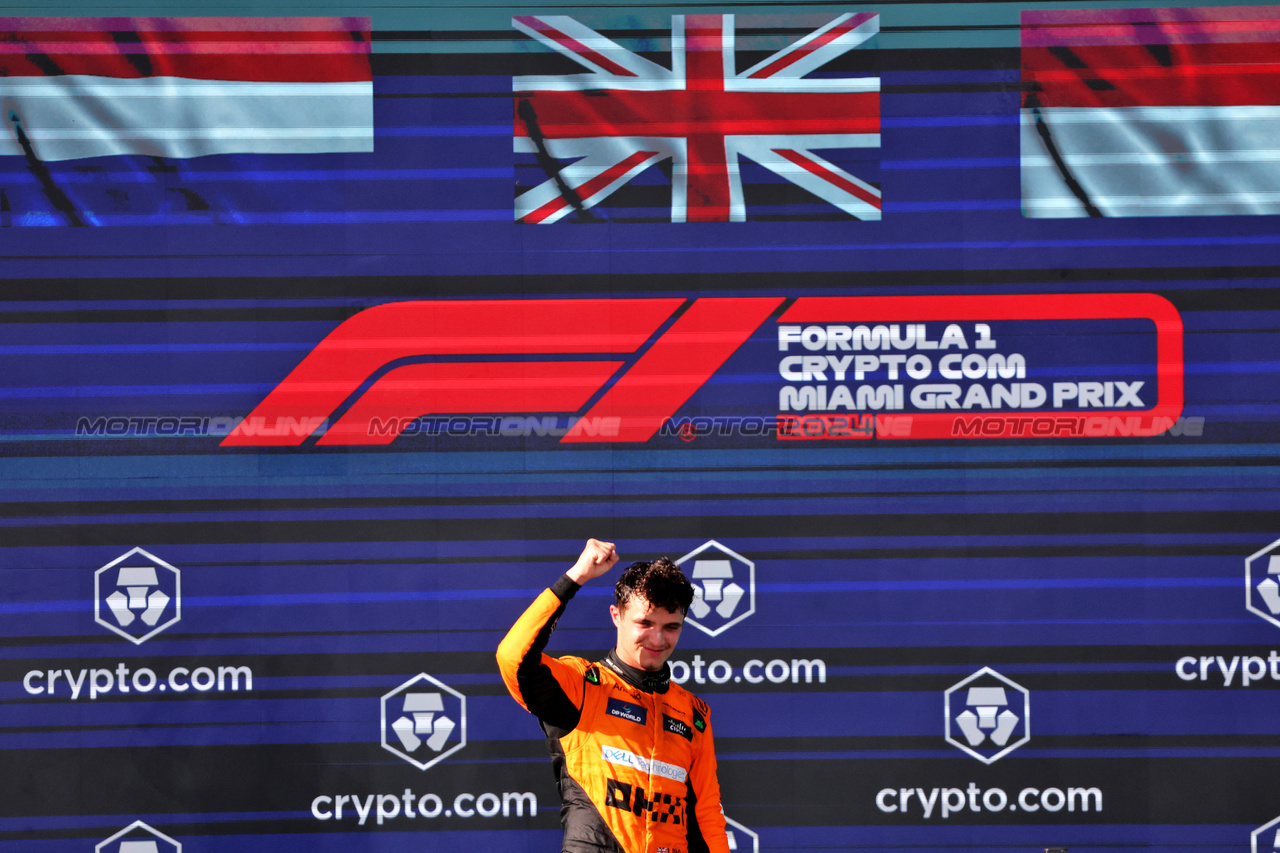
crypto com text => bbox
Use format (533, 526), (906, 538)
(23, 663), (254, 700)
(312, 790), (538, 825)
(1176, 652), (1280, 687)
(668, 655), (826, 686)
(778, 323), (1147, 414)
(877, 784), (1103, 819)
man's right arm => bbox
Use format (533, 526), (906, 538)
(496, 574), (587, 731)
(495, 539), (620, 732)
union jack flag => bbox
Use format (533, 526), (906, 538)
(513, 13), (881, 223)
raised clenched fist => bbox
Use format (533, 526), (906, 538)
(566, 539), (619, 584)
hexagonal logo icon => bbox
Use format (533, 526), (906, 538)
(1251, 813), (1280, 853)
(675, 540), (755, 637)
(94, 548), (181, 645)
(1246, 537), (1280, 629)
(381, 673), (467, 770)
(944, 667), (1030, 764)
(725, 815), (760, 852)
(95, 821), (181, 853)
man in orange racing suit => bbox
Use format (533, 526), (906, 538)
(497, 539), (731, 853)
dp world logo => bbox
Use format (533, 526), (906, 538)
(96, 821), (180, 853)
(1246, 537), (1280, 629)
(94, 548), (181, 644)
(944, 667), (1030, 764)
(381, 673), (467, 770)
(676, 540), (754, 637)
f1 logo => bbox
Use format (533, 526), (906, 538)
(222, 298), (782, 446)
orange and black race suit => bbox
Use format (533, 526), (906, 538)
(497, 575), (731, 853)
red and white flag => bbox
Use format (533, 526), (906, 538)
(1022, 5), (1280, 217)
(513, 13), (880, 223)
(0, 17), (372, 162)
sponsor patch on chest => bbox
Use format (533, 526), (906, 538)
(601, 745), (688, 783)
(606, 697), (647, 725)
(663, 714), (693, 741)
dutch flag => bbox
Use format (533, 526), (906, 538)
(0, 17), (372, 163)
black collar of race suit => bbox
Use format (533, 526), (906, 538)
(602, 649), (670, 694)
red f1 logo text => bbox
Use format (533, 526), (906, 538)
(221, 298), (783, 446)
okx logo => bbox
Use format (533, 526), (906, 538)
(1246, 537), (1280, 628)
(381, 674), (467, 770)
(944, 667), (1030, 764)
(676, 541), (755, 637)
(96, 821), (180, 853)
(94, 548), (180, 644)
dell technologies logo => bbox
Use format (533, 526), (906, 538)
(944, 667), (1030, 764)
(381, 674), (467, 770)
(94, 548), (181, 644)
(676, 541), (755, 637)
(96, 822), (180, 853)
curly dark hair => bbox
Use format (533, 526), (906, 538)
(614, 558), (695, 616)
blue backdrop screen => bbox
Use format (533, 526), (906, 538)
(2, 3), (1279, 853)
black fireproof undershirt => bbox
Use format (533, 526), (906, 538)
(515, 574), (671, 735)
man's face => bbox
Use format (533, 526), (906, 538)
(610, 595), (684, 672)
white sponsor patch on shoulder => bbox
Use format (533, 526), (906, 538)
(601, 745), (687, 783)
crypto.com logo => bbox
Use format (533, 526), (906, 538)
(96, 821), (180, 853)
(675, 541), (755, 637)
(725, 815), (760, 852)
(94, 548), (181, 644)
(1252, 813), (1280, 853)
(944, 667), (1030, 764)
(1246, 537), (1280, 629)
(221, 298), (783, 447)
(381, 674), (467, 770)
